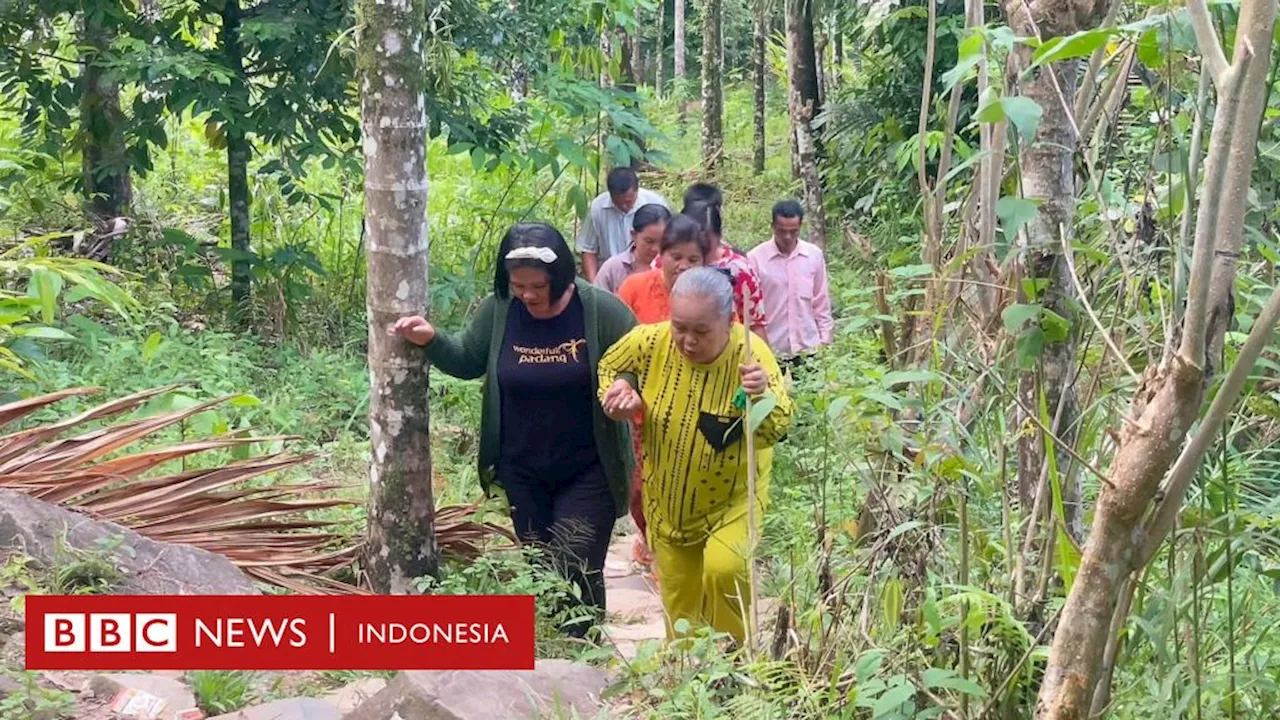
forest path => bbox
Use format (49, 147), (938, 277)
(599, 530), (779, 660)
(601, 531), (666, 660)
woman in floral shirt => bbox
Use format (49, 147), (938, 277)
(683, 198), (768, 336)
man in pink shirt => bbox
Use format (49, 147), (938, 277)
(747, 200), (834, 367)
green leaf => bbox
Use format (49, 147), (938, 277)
(11, 325), (74, 340)
(996, 197), (1038, 245)
(872, 680), (915, 718)
(941, 51), (983, 92)
(1016, 327), (1045, 368)
(1001, 303), (1042, 332)
(881, 577), (904, 630)
(1030, 27), (1115, 67)
(860, 390), (905, 411)
(888, 264), (933, 279)
(1040, 309), (1071, 342)
(141, 332), (164, 363)
(856, 650), (886, 683)
(827, 395), (851, 422)
(922, 668), (988, 697)
(886, 520), (923, 541)
(28, 267), (62, 324)
(1056, 525), (1082, 592)
(747, 393), (778, 434)
(973, 87), (1005, 124)
(1003, 96), (1043, 143)
(229, 393), (262, 408)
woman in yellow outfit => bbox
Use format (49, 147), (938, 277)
(597, 267), (794, 644)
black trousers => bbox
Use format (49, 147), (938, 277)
(500, 460), (616, 637)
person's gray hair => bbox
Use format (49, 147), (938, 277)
(670, 266), (734, 320)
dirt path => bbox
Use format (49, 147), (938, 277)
(600, 530), (777, 660)
(601, 532), (667, 660)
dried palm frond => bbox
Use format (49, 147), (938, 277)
(0, 387), (516, 595)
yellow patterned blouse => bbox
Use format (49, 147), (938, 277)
(597, 322), (795, 544)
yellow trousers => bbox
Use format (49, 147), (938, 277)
(650, 510), (753, 644)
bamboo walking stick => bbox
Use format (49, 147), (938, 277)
(742, 289), (760, 654)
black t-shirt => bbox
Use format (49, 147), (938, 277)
(496, 292), (598, 483)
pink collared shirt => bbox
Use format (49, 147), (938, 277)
(747, 238), (834, 358)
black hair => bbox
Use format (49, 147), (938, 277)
(682, 182), (723, 210)
(493, 223), (576, 300)
(632, 203), (672, 234)
(682, 199), (723, 239)
(661, 214), (713, 257)
(772, 199), (804, 223)
(606, 167), (639, 196)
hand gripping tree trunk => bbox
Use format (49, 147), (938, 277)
(357, 0), (438, 594)
(1034, 2), (1278, 717)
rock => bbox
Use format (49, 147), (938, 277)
(344, 659), (607, 720)
(607, 587), (663, 623)
(0, 672), (21, 699)
(321, 678), (386, 714)
(0, 489), (260, 595)
(2, 631), (23, 671)
(208, 697), (341, 720)
(89, 673), (198, 720)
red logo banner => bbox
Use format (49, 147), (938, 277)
(24, 594), (536, 671)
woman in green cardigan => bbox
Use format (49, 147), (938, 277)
(391, 222), (637, 636)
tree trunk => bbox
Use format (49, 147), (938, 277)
(1002, 5), (1088, 550)
(796, 0), (820, 111)
(656, 0), (666, 97)
(787, 0), (820, 178)
(629, 10), (643, 87)
(220, 0), (252, 318)
(752, 0), (766, 173)
(357, 0), (438, 594)
(1034, 1), (1278, 716)
(674, 0), (685, 81)
(79, 24), (132, 262)
(787, 0), (826, 246)
(700, 0), (723, 170)
(833, 26), (842, 85)
(815, 28), (827, 102)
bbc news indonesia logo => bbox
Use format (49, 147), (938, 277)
(25, 595), (535, 671)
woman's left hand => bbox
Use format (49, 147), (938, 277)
(740, 363), (767, 395)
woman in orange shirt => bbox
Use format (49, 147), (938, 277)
(618, 214), (711, 323)
(616, 213), (712, 568)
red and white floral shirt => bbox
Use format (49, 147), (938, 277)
(652, 242), (767, 334)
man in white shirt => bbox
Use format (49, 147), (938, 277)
(748, 199), (834, 365)
(577, 167), (669, 282)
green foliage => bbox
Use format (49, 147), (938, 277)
(186, 670), (257, 716)
(0, 671), (77, 720)
(413, 545), (614, 662)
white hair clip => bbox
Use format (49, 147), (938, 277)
(505, 246), (557, 263)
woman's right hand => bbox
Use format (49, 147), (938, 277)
(390, 315), (436, 346)
(602, 379), (643, 421)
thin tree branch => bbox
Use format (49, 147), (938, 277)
(1137, 276), (1280, 570)
(1187, 0), (1229, 88)
(1060, 223), (1140, 382)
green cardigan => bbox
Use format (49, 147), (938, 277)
(424, 278), (639, 518)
